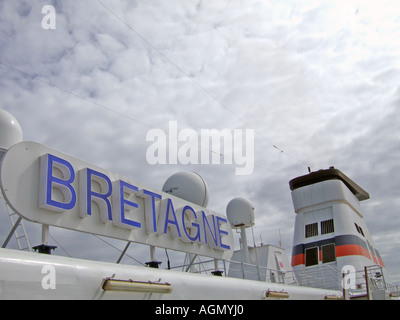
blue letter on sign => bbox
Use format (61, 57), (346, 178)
(39, 154), (76, 212)
(112, 180), (141, 229)
(79, 168), (112, 222)
(181, 205), (200, 243)
(158, 198), (182, 238)
(200, 211), (219, 249)
(138, 189), (162, 234)
(216, 216), (230, 250)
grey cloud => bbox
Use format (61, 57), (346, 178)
(1, 0), (400, 282)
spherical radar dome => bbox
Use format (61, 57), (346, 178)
(162, 171), (209, 207)
(226, 197), (255, 228)
(0, 109), (23, 151)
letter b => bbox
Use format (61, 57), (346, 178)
(39, 154), (76, 212)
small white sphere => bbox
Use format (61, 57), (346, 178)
(226, 197), (255, 228)
(0, 109), (23, 151)
(162, 171), (209, 207)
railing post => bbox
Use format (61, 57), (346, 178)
(364, 266), (370, 300)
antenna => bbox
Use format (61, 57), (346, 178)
(226, 197), (255, 263)
(162, 171), (209, 207)
(0, 109), (23, 156)
(0, 109), (32, 253)
(159, 171), (210, 269)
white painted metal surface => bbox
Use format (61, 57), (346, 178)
(162, 171), (209, 207)
(0, 109), (23, 152)
(0, 141), (234, 260)
(0, 248), (342, 300)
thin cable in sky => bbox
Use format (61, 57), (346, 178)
(0, 61), (224, 158)
(95, 0), (310, 168)
(0, 60), (289, 174)
(0, 61), (153, 129)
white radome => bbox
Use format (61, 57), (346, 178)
(162, 171), (210, 207)
(226, 197), (255, 228)
(0, 109), (23, 152)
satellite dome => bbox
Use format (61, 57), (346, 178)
(162, 171), (209, 207)
(0, 109), (23, 151)
(226, 197), (255, 228)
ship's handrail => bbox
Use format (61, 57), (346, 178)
(344, 265), (400, 299)
(171, 259), (400, 297)
(294, 264), (340, 290)
(387, 283), (400, 296)
(170, 257), (298, 285)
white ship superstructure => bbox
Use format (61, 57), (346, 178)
(289, 167), (398, 299)
(0, 109), (398, 300)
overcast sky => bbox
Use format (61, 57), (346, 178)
(1, 0), (399, 283)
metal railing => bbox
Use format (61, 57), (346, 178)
(170, 256), (298, 286)
(294, 264), (340, 290)
(344, 265), (400, 300)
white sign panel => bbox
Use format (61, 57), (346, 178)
(0, 142), (234, 260)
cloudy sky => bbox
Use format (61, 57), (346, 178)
(1, 0), (400, 283)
